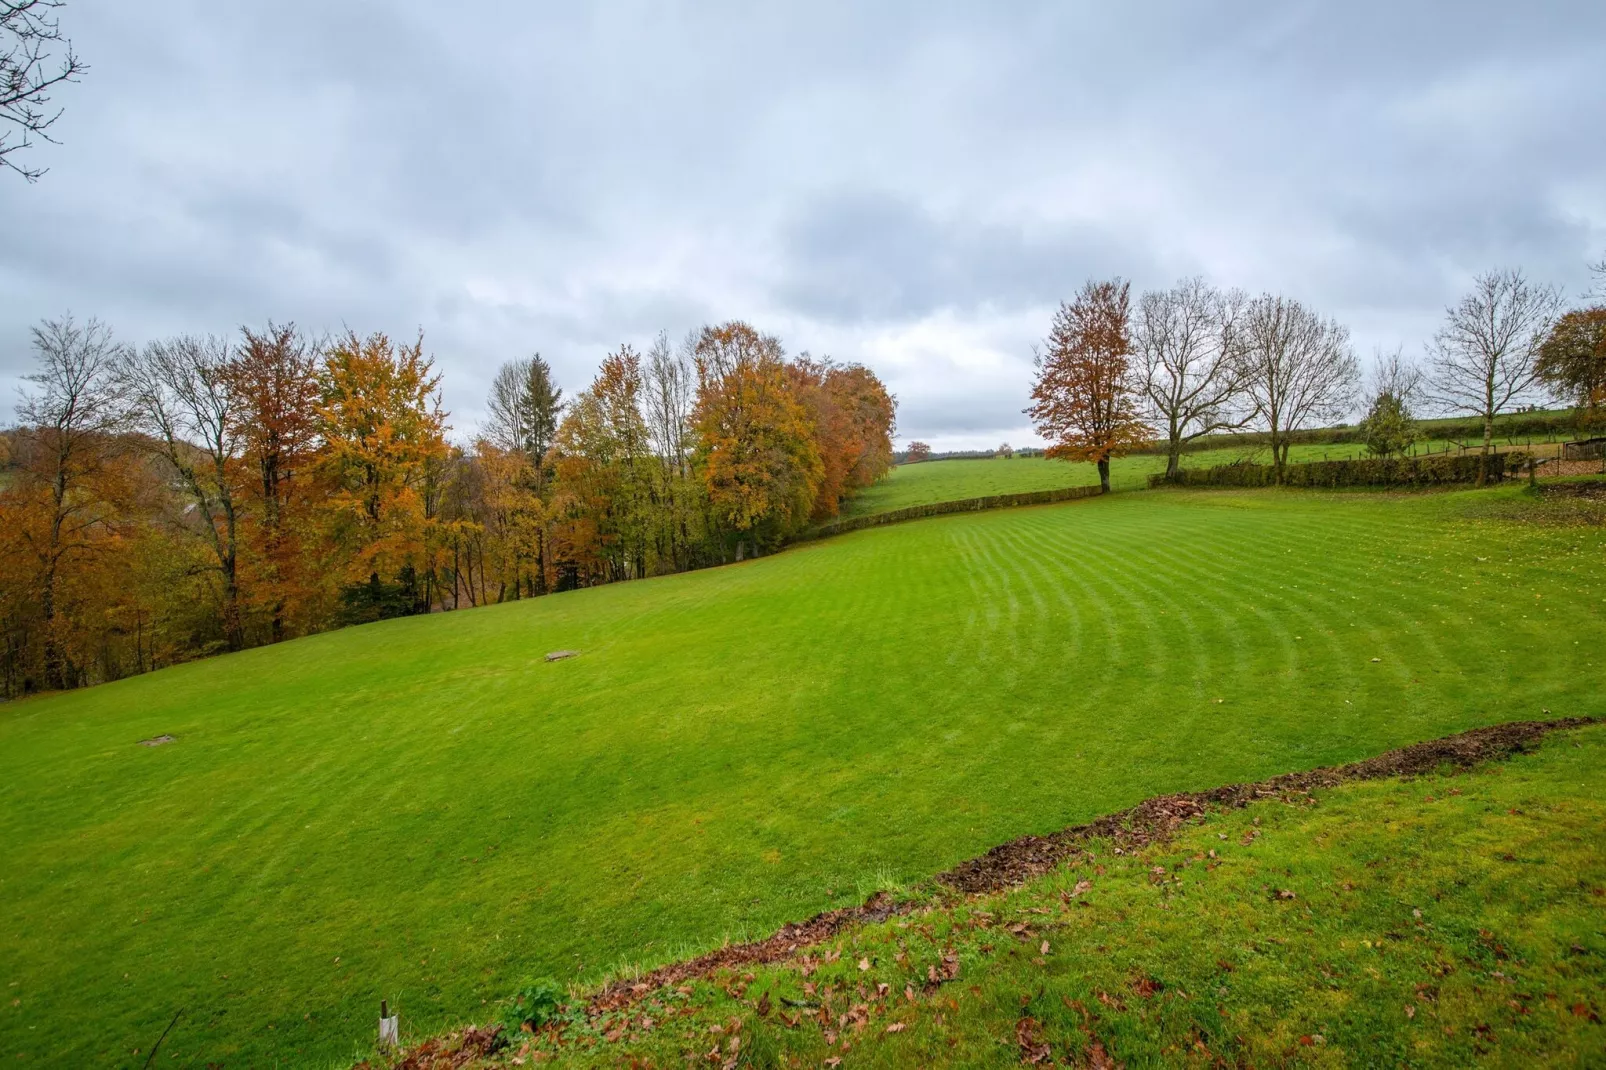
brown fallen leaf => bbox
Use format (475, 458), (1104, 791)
(1040, 940), (1050, 955)
(1131, 976), (1164, 999)
(1405, 1004), (1416, 1019)
(1016, 1016), (1051, 1064)
(885, 1022), (906, 1033)
(756, 991), (771, 1017)
(1088, 1038), (1119, 1069)
(857, 957), (870, 972)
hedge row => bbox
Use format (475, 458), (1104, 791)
(808, 483), (1105, 539)
(1164, 410), (1580, 455)
(1148, 452), (1528, 489)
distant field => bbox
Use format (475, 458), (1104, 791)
(842, 438), (1527, 518)
(3, 484), (1602, 1065)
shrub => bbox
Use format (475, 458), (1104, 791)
(501, 977), (564, 1035)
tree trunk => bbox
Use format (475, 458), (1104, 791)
(1165, 442), (1181, 480)
(1478, 412), (1494, 487)
(1097, 458), (1111, 492)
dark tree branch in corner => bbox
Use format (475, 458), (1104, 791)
(1, 0), (86, 181)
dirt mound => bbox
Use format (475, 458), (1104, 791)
(938, 717), (1592, 893)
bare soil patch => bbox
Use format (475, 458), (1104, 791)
(138, 735), (175, 746)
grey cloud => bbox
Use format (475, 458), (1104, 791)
(2, 0), (1604, 448)
(772, 190), (1159, 324)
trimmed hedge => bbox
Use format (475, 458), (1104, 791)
(1150, 409), (1582, 456)
(807, 483), (1104, 539)
(1148, 452), (1527, 489)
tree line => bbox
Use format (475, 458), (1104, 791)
(1026, 258), (1606, 488)
(0, 318), (894, 697)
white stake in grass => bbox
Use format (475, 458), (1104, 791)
(379, 1000), (399, 1049)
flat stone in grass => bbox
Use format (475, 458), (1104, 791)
(139, 735), (175, 746)
(545, 650), (579, 662)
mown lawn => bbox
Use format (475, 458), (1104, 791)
(2, 485), (1603, 1066)
(525, 721), (1606, 1068)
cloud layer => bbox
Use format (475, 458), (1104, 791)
(3, 1), (1603, 448)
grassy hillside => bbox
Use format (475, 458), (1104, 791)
(2, 486), (1603, 1066)
(480, 721), (1605, 1068)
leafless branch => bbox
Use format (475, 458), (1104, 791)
(1426, 268), (1563, 447)
(1, 0), (87, 180)
(1136, 278), (1252, 475)
(1233, 294), (1359, 481)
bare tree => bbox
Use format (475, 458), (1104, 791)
(1136, 278), (1250, 480)
(13, 314), (127, 688)
(2, 0), (86, 180)
(1427, 268), (1563, 483)
(644, 330), (695, 477)
(1370, 346), (1424, 406)
(641, 330), (699, 570)
(121, 335), (248, 649)
(485, 354), (563, 477)
(1234, 295), (1360, 484)
(1358, 347), (1424, 458)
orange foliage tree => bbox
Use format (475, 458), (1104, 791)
(316, 330), (448, 618)
(692, 322), (823, 555)
(787, 358), (896, 520)
(1538, 306), (1606, 432)
(226, 323), (323, 641)
(1026, 279), (1150, 491)
(4, 316), (133, 690)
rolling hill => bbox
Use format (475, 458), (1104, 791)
(2, 482), (1603, 1065)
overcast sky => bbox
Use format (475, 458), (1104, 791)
(3, 1), (1603, 450)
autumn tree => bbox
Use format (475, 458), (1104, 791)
(692, 321), (823, 556)
(1027, 278), (1149, 492)
(316, 330), (448, 619)
(1136, 278), (1249, 480)
(1537, 306), (1606, 433)
(786, 357), (896, 520)
(1427, 269), (1563, 484)
(1234, 295), (1359, 484)
(225, 322), (322, 640)
(1, 0), (86, 180)
(120, 334), (249, 649)
(5, 314), (128, 689)
(904, 441), (932, 463)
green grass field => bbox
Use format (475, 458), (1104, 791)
(2, 485), (1604, 1066)
(520, 721), (1606, 1067)
(843, 438), (1544, 518)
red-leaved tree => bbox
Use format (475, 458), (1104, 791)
(1026, 278), (1150, 491)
